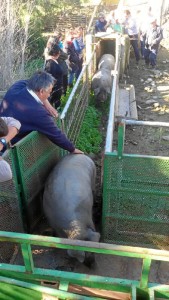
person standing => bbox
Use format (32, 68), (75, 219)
(95, 13), (107, 33)
(123, 10), (140, 65)
(64, 29), (80, 88)
(73, 27), (85, 79)
(45, 44), (63, 109)
(144, 17), (163, 69)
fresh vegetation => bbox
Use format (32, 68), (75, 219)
(76, 105), (102, 154)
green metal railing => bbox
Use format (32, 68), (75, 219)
(103, 119), (169, 248)
(0, 231), (168, 299)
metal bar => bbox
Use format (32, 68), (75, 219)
(124, 119), (169, 128)
(105, 35), (121, 153)
(0, 231), (169, 261)
(60, 46), (97, 121)
(107, 186), (169, 197)
(108, 151), (169, 160)
(60, 64), (87, 120)
(131, 286), (137, 300)
(149, 289), (155, 300)
(59, 280), (69, 292)
(154, 290), (169, 299)
(0, 276), (99, 300)
(117, 121), (125, 158)
(21, 243), (34, 273)
(140, 258), (152, 289)
(0, 269), (135, 293)
(104, 212), (169, 224)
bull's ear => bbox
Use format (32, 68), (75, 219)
(94, 87), (100, 96)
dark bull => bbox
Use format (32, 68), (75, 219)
(43, 154), (100, 266)
(91, 54), (115, 104)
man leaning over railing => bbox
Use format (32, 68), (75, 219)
(0, 71), (83, 155)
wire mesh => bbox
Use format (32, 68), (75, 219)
(102, 154), (169, 249)
(0, 150), (24, 262)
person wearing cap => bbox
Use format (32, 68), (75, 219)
(0, 117), (21, 182)
(144, 17), (163, 69)
(95, 13), (107, 33)
(0, 71), (83, 155)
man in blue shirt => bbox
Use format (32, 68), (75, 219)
(95, 13), (107, 33)
(0, 71), (83, 154)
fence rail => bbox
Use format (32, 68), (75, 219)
(0, 231), (168, 299)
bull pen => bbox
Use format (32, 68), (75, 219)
(0, 8), (169, 300)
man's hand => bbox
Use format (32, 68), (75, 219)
(72, 148), (84, 154)
(44, 100), (59, 118)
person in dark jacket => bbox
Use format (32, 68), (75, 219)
(64, 29), (80, 88)
(45, 44), (63, 108)
(0, 71), (83, 154)
(95, 13), (107, 33)
(44, 33), (69, 96)
(73, 27), (85, 79)
(144, 17), (163, 68)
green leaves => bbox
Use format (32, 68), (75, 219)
(76, 105), (102, 154)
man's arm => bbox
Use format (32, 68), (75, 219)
(43, 100), (59, 118)
(0, 117), (21, 151)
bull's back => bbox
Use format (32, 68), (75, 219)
(43, 154), (96, 228)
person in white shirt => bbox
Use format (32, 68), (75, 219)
(123, 10), (140, 64)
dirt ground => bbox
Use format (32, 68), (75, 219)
(119, 45), (169, 157)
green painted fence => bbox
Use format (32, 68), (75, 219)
(0, 231), (168, 299)
(102, 120), (169, 249)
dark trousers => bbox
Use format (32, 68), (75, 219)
(75, 58), (83, 79)
(63, 75), (68, 96)
(129, 34), (140, 62)
(144, 48), (157, 67)
(50, 88), (62, 109)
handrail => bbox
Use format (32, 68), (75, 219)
(0, 231), (168, 260)
(0, 230), (169, 297)
(124, 119), (169, 128)
(60, 46), (97, 121)
(105, 35), (121, 153)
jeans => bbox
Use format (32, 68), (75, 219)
(144, 48), (157, 67)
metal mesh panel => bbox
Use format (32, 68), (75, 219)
(0, 150), (24, 262)
(62, 79), (89, 144)
(15, 131), (60, 205)
(14, 131), (61, 231)
(102, 154), (169, 248)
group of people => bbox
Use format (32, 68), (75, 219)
(0, 71), (84, 183)
(0, 27), (86, 183)
(44, 27), (85, 109)
(0, 6), (164, 183)
(95, 7), (163, 69)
